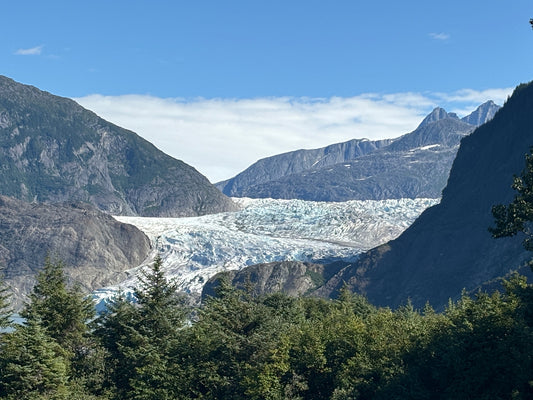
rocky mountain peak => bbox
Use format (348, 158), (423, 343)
(418, 107), (454, 127)
(461, 100), (501, 126)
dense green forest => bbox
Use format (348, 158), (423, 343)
(1, 151), (533, 400)
(1, 256), (532, 400)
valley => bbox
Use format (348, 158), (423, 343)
(99, 197), (438, 306)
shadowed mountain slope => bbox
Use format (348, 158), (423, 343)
(314, 83), (533, 309)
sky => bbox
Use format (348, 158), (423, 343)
(1, 1), (532, 182)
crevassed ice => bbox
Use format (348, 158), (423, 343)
(94, 197), (439, 307)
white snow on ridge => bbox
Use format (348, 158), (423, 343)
(95, 197), (439, 305)
(409, 144), (441, 152)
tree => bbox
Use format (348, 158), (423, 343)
(490, 148), (533, 253)
(19, 257), (104, 397)
(95, 255), (186, 399)
(0, 270), (12, 330)
(0, 319), (69, 400)
(21, 257), (95, 350)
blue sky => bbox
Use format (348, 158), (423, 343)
(2, 1), (532, 181)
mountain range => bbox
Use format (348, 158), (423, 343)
(216, 101), (500, 201)
(211, 83), (533, 310)
(0, 75), (237, 217)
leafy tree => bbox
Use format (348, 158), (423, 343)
(490, 147), (533, 252)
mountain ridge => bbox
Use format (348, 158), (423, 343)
(0, 75), (238, 217)
(311, 83), (533, 309)
(217, 101), (500, 201)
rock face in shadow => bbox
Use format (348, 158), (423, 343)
(217, 102), (499, 202)
(314, 83), (533, 309)
(0, 75), (237, 217)
(0, 195), (151, 310)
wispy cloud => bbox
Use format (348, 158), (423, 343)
(74, 88), (513, 183)
(429, 32), (450, 41)
(15, 45), (44, 56)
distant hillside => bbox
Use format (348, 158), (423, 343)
(0, 76), (237, 217)
(312, 83), (533, 309)
(216, 138), (393, 196)
(0, 195), (151, 310)
(217, 102), (499, 201)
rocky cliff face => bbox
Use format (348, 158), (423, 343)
(216, 138), (393, 196)
(216, 102), (499, 202)
(0, 76), (237, 217)
(461, 100), (501, 126)
(313, 84), (533, 309)
(202, 261), (347, 299)
(0, 195), (151, 310)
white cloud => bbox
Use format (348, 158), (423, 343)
(74, 88), (513, 183)
(429, 32), (450, 41)
(15, 45), (44, 55)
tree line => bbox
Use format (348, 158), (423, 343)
(0, 256), (532, 400)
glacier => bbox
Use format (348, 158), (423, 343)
(94, 197), (439, 306)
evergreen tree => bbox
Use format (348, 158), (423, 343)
(0, 270), (12, 330)
(0, 318), (69, 400)
(95, 255), (186, 399)
(19, 257), (104, 397)
(21, 257), (95, 350)
(490, 147), (533, 253)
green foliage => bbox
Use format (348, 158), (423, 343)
(17, 258), (107, 399)
(0, 319), (69, 400)
(2, 256), (533, 399)
(490, 147), (533, 252)
(95, 256), (187, 399)
(21, 257), (95, 350)
(0, 271), (12, 330)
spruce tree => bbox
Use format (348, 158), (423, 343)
(0, 270), (12, 330)
(20, 257), (103, 397)
(0, 318), (69, 400)
(490, 147), (533, 253)
(21, 257), (95, 350)
(95, 255), (186, 399)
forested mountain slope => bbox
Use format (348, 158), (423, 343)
(0, 76), (237, 217)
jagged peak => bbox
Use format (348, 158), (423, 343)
(418, 107), (455, 127)
(461, 100), (501, 126)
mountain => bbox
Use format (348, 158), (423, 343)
(0, 76), (237, 217)
(216, 102), (500, 201)
(216, 138), (393, 196)
(310, 83), (533, 309)
(461, 100), (501, 126)
(0, 195), (151, 310)
(202, 261), (347, 299)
